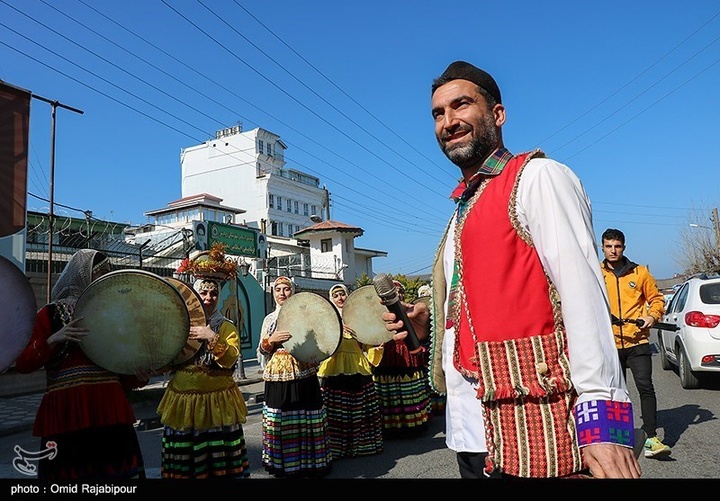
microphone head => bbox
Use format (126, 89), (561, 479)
(372, 273), (398, 302)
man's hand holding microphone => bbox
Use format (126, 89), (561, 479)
(373, 274), (430, 354)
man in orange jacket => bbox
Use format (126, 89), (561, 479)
(601, 228), (670, 459)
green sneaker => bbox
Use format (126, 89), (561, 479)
(644, 436), (671, 458)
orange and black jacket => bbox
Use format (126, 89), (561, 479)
(601, 257), (665, 349)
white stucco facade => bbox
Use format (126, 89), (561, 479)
(179, 125), (386, 291)
(181, 126), (326, 236)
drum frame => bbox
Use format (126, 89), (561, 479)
(0, 256), (37, 372)
(342, 285), (394, 346)
(75, 269), (191, 374)
(275, 291), (342, 363)
(164, 278), (206, 368)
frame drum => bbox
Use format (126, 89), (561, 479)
(165, 278), (205, 367)
(0, 256), (37, 372)
(75, 270), (191, 375)
(342, 285), (394, 346)
(275, 292), (342, 363)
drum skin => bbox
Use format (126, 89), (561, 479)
(75, 270), (191, 375)
(164, 278), (205, 367)
(342, 285), (394, 346)
(275, 292), (342, 363)
(0, 255), (36, 372)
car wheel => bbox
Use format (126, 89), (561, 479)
(658, 334), (672, 371)
(678, 348), (700, 389)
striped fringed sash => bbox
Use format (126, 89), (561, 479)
(475, 330), (585, 478)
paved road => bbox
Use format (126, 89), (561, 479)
(2, 335), (720, 487)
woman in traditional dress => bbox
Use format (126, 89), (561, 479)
(372, 280), (431, 439)
(317, 283), (384, 459)
(257, 276), (332, 477)
(15, 249), (147, 480)
(157, 250), (249, 478)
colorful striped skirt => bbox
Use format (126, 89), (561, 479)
(261, 376), (332, 478)
(320, 373), (384, 458)
(373, 367), (431, 440)
(161, 423), (249, 479)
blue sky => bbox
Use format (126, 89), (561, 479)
(2, 0), (719, 280)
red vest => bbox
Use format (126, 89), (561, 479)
(454, 152), (558, 380)
(449, 151), (582, 477)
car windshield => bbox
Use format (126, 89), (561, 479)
(699, 283), (720, 304)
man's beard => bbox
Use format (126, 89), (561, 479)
(439, 114), (499, 170)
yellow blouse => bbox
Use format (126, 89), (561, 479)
(317, 330), (384, 378)
(157, 321), (248, 431)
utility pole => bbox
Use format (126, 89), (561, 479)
(33, 97), (83, 303)
(323, 185), (331, 220)
(712, 207), (720, 255)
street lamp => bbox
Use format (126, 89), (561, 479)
(689, 223), (720, 255)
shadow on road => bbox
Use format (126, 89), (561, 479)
(659, 404), (717, 448)
(326, 420), (449, 478)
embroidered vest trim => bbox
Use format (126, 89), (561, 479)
(441, 151), (584, 477)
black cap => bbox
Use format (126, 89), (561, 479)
(431, 61), (502, 104)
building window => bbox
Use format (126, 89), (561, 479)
(311, 205), (318, 216)
(258, 139), (264, 155)
(277, 196), (282, 210)
(278, 222), (284, 237)
(303, 203), (309, 216)
(321, 238), (332, 253)
(293, 201), (299, 214)
(267, 142), (273, 157)
(286, 199), (292, 212)
(268, 194), (274, 209)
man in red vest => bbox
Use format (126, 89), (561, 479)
(383, 61), (640, 479)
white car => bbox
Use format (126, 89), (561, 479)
(657, 274), (720, 389)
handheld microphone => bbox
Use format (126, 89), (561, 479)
(372, 274), (423, 354)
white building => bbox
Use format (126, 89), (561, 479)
(179, 125), (386, 291)
(181, 125), (325, 237)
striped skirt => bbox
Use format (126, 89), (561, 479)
(161, 423), (249, 479)
(261, 376), (332, 478)
(373, 367), (431, 439)
(320, 373), (384, 458)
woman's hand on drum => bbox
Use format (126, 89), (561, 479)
(189, 325), (216, 341)
(343, 325), (357, 339)
(48, 317), (89, 347)
(269, 330), (292, 345)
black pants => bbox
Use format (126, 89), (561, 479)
(456, 452), (502, 479)
(618, 343), (658, 438)
(457, 451), (594, 479)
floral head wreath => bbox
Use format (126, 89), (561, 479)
(177, 242), (238, 281)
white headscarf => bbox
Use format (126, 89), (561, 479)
(257, 276), (295, 368)
(328, 283), (349, 313)
(271, 276), (295, 309)
(193, 278), (227, 332)
(51, 249), (109, 308)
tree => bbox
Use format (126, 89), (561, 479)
(356, 273), (372, 288)
(674, 207), (720, 275)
